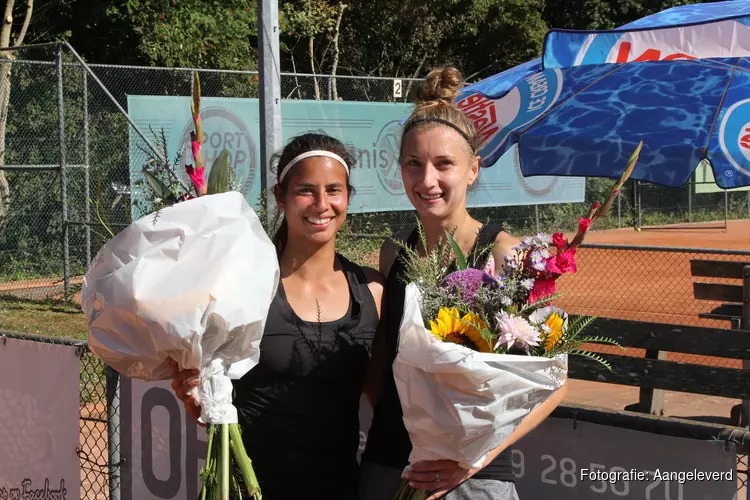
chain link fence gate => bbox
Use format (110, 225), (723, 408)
(0, 41), (424, 303)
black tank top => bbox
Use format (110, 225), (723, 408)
(232, 254), (379, 499)
(362, 225), (515, 482)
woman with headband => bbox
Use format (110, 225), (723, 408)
(171, 132), (386, 499)
(360, 67), (568, 500)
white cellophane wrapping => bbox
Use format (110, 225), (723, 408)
(393, 283), (568, 470)
(81, 192), (280, 424)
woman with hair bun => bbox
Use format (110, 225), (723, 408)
(360, 67), (568, 500)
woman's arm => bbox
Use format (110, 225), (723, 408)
(362, 233), (406, 405)
(361, 263), (387, 406)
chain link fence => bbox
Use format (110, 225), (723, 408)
(2, 43), (750, 302)
(1, 42), (749, 499)
(1, 330), (748, 499)
(0, 330), (111, 499)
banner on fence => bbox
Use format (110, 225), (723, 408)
(513, 417), (737, 500)
(122, 377), (737, 500)
(695, 160), (750, 193)
(0, 338), (80, 500)
(120, 379), (372, 499)
(127, 96), (585, 217)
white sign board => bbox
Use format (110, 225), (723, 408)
(514, 418), (738, 500)
(121, 378), (739, 500)
(393, 79), (403, 98)
(0, 338), (81, 500)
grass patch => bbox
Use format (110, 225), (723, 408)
(0, 295), (88, 339)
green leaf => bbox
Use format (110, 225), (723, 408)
(142, 169), (171, 199)
(570, 349), (613, 371)
(445, 230), (468, 270)
(206, 149), (231, 195)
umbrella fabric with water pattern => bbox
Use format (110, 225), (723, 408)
(457, 0), (750, 189)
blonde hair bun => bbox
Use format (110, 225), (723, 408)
(416, 67), (464, 105)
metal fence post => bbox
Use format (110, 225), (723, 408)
(106, 366), (121, 500)
(688, 179), (692, 223)
(83, 69), (91, 269)
(725, 189), (729, 232)
(258, 0), (282, 227)
(534, 205), (540, 233)
(742, 266), (750, 433)
(618, 193), (622, 228)
(56, 46), (70, 298)
(637, 180), (642, 229)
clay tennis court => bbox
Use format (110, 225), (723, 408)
(555, 219), (749, 368)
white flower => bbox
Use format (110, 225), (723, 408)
(536, 233), (552, 245)
(529, 306), (569, 328)
(521, 278), (535, 290)
(494, 311), (541, 350)
(532, 260), (546, 272)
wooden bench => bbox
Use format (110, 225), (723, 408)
(691, 259), (750, 426)
(568, 317), (750, 424)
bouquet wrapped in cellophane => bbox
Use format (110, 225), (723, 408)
(392, 144), (643, 500)
(82, 72), (277, 500)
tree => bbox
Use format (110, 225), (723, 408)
(280, 0), (340, 99)
(542, 0), (705, 31)
(0, 0), (33, 231)
(108, 0), (259, 70)
(331, 0), (547, 88)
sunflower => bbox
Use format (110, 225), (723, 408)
(529, 306), (568, 352)
(429, 308), (493, 353)
(542, 312), (565, 351)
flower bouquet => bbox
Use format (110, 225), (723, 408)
(391, 144), (642, 500)
(82, 72), (277, 500)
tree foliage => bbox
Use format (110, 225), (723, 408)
(22, 0), (708, 79)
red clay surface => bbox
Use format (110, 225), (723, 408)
(554, 218), (749, 368)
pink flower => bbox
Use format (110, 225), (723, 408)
(185, 164), (206, 196)
(191, 132), (201, 161)
(552, 232), (567, 250)
(547, 248), (577, 275)
(494, 311), (541, 350)
(529, 278), (557, 303)
(578, 217), (592, 234)
(483, 256), (496, 278)
(592, 202), (601, 209)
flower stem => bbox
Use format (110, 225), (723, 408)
(392, 479), (426, 500)
(200, 425), (215, 500)
(221, 424), (230, 500)
(229, 423), (262, 499)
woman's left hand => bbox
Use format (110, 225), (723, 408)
(403, 459), (480, 500)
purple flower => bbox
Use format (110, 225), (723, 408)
(441, 269), (496, 306)
(521, 278), (535, 290)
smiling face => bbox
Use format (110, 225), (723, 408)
(400, 125), (480, 221)
(275, 156), (350, 248)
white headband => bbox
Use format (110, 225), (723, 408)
(278, 150), (350, 183)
